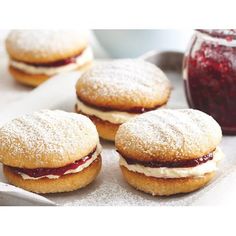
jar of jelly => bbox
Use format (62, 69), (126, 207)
(183, 30), (236, 134)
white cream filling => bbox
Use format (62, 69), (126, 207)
(77, 99), (164, 124)
(19, 143), (102, 180)
(119, 147), (224, 179)
(10, 46), (93, 76)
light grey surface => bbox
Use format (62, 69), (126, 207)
(0, 52), (235, 206)
(44, 70), (236, 206)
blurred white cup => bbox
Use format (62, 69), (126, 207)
(93, 30), (193, 58)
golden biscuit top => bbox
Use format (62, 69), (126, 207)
(0, 110), (99, 168)
(6, 30), (88, 63)
(76, 59), (171, 111)
(115, 109), (222, 162)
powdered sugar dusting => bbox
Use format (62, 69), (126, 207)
(6, 30), (88, 62)
(0, 110), (99, 168)
(76, 59), (170, 106)
(115, 109), (222, 160)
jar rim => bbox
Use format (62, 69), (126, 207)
(196, 29), (236, 41)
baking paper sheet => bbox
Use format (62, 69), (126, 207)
(0, 70), (235, 206)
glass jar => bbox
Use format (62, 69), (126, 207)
(183, 30), (236, 134)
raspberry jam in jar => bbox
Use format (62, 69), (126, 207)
(183, 30), (236, 134)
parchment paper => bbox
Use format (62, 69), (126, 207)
(0, 70), (235, 206)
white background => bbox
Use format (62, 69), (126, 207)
(0, 0), (236, 235)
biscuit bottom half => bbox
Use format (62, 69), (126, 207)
(89, 115), (120, 141)
(120, 166), (215, 196)
(3, 156), (101, 194)
(9, 61), (92, 87)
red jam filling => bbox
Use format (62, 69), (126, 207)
(16, 51), (83, 68)
(184, 29), (236, 134)
(120, 152), (214, 168)
(10, 149), (96, 178)
(76, 96), (166, 114)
